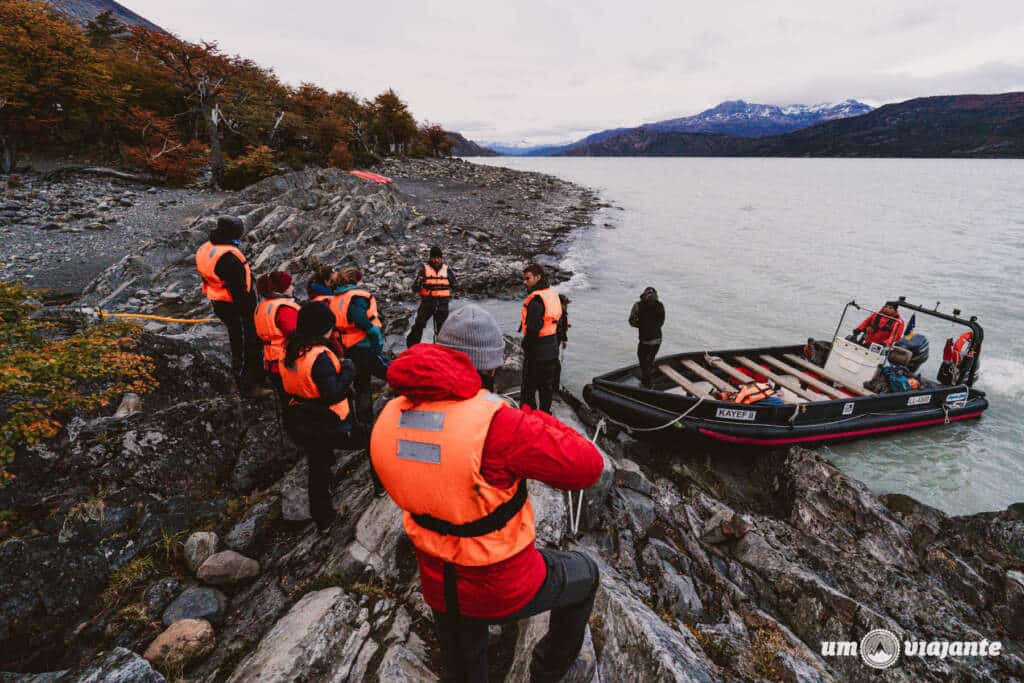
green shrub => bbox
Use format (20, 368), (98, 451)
(0, 281), (158, 486)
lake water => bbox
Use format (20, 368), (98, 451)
(468, 157), (1024, 516)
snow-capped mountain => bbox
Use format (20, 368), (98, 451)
(644, 99), (874, 137)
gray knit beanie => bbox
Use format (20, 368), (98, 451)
(436, 304), (505, 371)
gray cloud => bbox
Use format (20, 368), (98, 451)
(124, 0), (1024, 145)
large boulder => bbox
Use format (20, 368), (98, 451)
(143, 618), (215, 671)
(183, 532), (218, 574)
(162, 586), (228, 626)
(57, 647), (165, 682)
(226, 588), (373, 682)
(197, 551), (260, 586)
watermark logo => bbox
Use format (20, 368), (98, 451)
(821, 630), (1004, 669)
(860, 629), (900, 669)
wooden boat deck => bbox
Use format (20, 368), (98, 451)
(655, 348), (877, 404)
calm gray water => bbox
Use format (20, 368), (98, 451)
(467, 157), (1024, 516)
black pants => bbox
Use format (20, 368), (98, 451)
(407, 297), (450, 346)
(432, 549), (599, 683)
(521, 357), (561, 414)
(304, 439), (338, 530)
(637, 341), (661, 388)
(212, 300), (264, 391)
(346, 345), (389, 425)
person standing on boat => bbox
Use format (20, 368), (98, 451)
(629, 286), (665, 389)
(406, 246), (456, 347)
(850, 304), (905, 347)
(519, 263), (563, 413)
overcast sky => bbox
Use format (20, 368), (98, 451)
(125, 0), (1024, 146)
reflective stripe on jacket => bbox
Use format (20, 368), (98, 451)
(419, 264), (451, 298)
(280, 345), (351, 422)
(253, 298), (300, 363)
(195, 241), (251, 302)
(369, 389), (536, 567)
(330, 289), (382, 349)
(520, 288), (563, 338)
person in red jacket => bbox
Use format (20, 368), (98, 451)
(254, 271), (299, 398)
(370, 304), (603, 682)
(850, 304), (905, 347)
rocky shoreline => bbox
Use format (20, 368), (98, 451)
(1, 160), (1022, 682)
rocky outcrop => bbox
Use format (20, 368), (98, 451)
(80, 161), (598, 352)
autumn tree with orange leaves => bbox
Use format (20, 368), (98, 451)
(0, 0), (119, 172)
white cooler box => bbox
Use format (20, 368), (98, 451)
(825, 338), (885, 390)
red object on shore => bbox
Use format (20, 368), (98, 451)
(349, 170), (393, 184)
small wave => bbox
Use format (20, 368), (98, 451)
(976, 357), (1024, 400)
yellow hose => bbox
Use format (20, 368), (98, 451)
(97, 309), (221, 325)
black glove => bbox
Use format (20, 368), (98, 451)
(845, 333), (859, 342)
(341, 359), (355, 372)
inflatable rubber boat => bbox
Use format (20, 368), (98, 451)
(583, 298), (988, 446)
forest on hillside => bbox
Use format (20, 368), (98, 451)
(0, 0), (455, 186)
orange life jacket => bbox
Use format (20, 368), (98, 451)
(253, 297), (300, 363)
(195, 241), (252, 302)
(419, 264), (451, 298)
(520, 288), (563, 338)
(369, 390), (535, 567)
(280, 345), (351, 422)
(735, 382), (776, 405)
(944, 331), (973, 365)
(858, 312), (905, 347)
(329, 289), (382, 349)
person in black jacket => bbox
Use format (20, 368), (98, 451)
(280, 302), (356, 532)
(629, 287), (665, 388)
(520, 263), (564, 413)
(195, 215), (270, 398)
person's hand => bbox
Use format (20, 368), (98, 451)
(341, 359), (355, 372)
(845, 333), (859, 343)
(561, 340), (568, 349)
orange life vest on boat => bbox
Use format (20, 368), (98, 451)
(419, 264), (451, 298)
(369, 390), (535, 567)
(280, 345), (351, 422)
(253, 298), (300, 363)
(944, 331), (973, 365)
(520, 288), (563, 338)
(329, 289), (382, 349)
(195, 242), (252, 302)
(734, 382), (776, 405)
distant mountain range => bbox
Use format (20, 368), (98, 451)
(493, 99), (874, 156)
(45, 0), (164, 32)
(445, 131), (497, 157)
(563, 93), (1024, 157)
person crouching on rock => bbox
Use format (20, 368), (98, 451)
(327, 267), (387, 425)
(195, 215), (271, 398)
(279, 301), (355, 533)
(254, 271), (299, 399)
(370, 304), (604, 682)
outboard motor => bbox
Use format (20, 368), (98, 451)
(894, 331), (929, 372)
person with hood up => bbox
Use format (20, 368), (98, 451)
(406, 245), (457, 347)
(370, 304), (603, 682)
(195, 215), (270, 398)
(279, 301), (355, 532)
(519, 263), (563, 413)
(629, 286), (665, 388)
(328, 267), (387, 423)
(253, 271), (299, 398)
